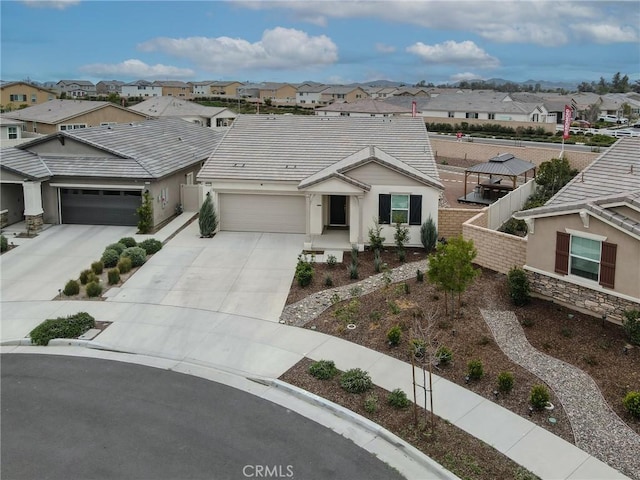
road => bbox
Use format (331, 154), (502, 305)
(1, 354), (405, 480)
(429, 133), (601, 153)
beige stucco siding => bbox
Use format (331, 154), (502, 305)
(347, 162), (427, 187)
(526, 213), (640, 298)
(18, 106), (147, 135)
(27, 137), (112, 156)
(148, 165), (200, 226)
(1, 84), (56, 108)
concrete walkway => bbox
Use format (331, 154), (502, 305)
(0, 217), (630, 480)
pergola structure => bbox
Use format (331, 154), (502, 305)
(462, 153), (537, 203)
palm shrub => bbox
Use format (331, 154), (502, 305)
(622, 309), (640, 346)
(136, 190), (153, 234)
(63, 279), (80, 296)
(119, 237), (137, 248)
(295, 254), (314, 287)
(387, 388), (410, 409)
(0, 234), (8, 252)
(122, 246), (147, 267)
(623, 391), (640, 419)
(530, 384), (550, 410)
(387, 325), (402, 346)
(497, 371), (514, 393)
(106, 242), (126, 255)
(138, 238), (162, 255)
(199, 192), (218, 237)
(507, 267), (531, 306)
(467, 359), (484, 380)
(117, 257), (132, 274)
(435, 345), (453, 365)
(108, 268), (121, 285)
(91, 261), (104, 275)
(101, 249), (120, 268)
(308, 360), (338, 380)
(340, 368), (373, 394)
(85, 281), (103, 298)
(420, 215), (438, 252)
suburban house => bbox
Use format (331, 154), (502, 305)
(121, 80), (163, 98)
(314, 99), (412, 117)
(319, 86), (369, 104)
(259, 83), (298, 104)
(96, 80), (125, 96)
(296, 84), (331, 105)
(129, 96), (237, 128)
(56, 80), (96, 98)
(0, 81), (57, 110)
(365, 87), (400, 99)
(1, 100), (148, 135)
(209, 81), (244, 97)
(513, 137), (640, 323)
(197, 115), (443, 251)
(153, 81), (193, 99)
(0, 118), (225, 230)
(0, 117), (27, 147)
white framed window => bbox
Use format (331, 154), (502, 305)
(8, 126), (18, 139)
(391, 194), (409, 223)
(570, 236), (601, 281)
(59, 123), (87, 131)
(466, 112), (479, 119)
(448, 111), (454, 118)
(31, 94), (37, 103)
(488, 113), (495, 120)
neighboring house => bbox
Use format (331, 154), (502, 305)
(153, 81), (193, 99)
(0, 81), (57, 110)
(191, 81), (216, 96)
(0, 118), (225, 230)
(210, 81), (244, 97)
(96, 80), (125, 96)
(197, 115), (443, 251)
(513, 137), (640, 323)
(1, 99), (148, 135)
(258, 83), (298, 104)
(314, 98), (412, 117)
(319, 86), (369, 104)
(0, 117), (28, 147)
(393, 87), (431, 97)
(129, 96), (236, 128)
(296, 84), (330, 105)
(365, 87), (399, 99)
(121, 80), (163, 98)
(56, 80), (96, 98)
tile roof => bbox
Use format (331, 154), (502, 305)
(0, 147), (51, 180)
(41, 155), (153, 178)
(129, 96), (235, 118)
(315, 99), (411, 114)
(198, 115), (441, 185)
(465, 153), (537, 176)
(2, 99), (145, 124)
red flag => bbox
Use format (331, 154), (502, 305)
(412, 101), (416, 118)
(563, 105), (572, 140)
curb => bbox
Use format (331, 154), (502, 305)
(261, 378), (460, 480)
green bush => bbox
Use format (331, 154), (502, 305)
(387, 388), (410, 409)
(500, 218), (528, 236)
(497, 371), (514, 393)
(364, 394), (379, 414)
(0, 234), (8, 252)
(119, 237), (137, 248)
(29, 312), (95, 346)
(326, 254), (337, 268)
(373, 250), (382, 273)
(122, 246), (147, 267)
(295, 255), (314, 287)
(79, 269), (96, 285)
(507, 267), (531, 306)
(108, 268), (121, 285)
(622, 391), (640, 419)
(340, 368), (373, 393)
(467, 359), (484, 380)
(435, 346), (453, 365)
(117, 256), (132, 274)
(101, 249), (120, 268)
(63, 279), (80, 296)
(416, 269), (424, 282)
(387, 325), (402, 346)
(138, 238), (162, 255)
(324, 274), (333, 287)
(91, 261), (104, 275)
(411, 338), (426, 358)
(420, 216), (438, 252)
(105, 242), (126, 255)
(136, 191), (153, 234)
(368, 220), (385, 252)
(308, 360), (338, 380)
(622, 309), (640, 346)
(530, 384), (550, 410)
(85, 281), (103, 298)
(348, 262), (359, 280)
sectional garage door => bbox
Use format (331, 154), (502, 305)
(60, 188), (141, 226)
(219, 193), (305, 233)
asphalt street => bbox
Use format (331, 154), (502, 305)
(1, 354), (405, 480)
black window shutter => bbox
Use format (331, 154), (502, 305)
(409, 195), (422, 225)
(555, 232), (570, 275)
(599, 242), (617, 289)
(379, 194), (391, 224)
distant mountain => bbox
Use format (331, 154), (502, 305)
(469, 77), (579, 91)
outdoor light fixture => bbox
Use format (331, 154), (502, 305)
(58, 288), (62, 298)
(465, 375), (470, 384)
(528, 406), (534, 416)
(493, 390), (499, 398)
(623, 346), (629, 355)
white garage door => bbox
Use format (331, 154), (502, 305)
(219, 193), (306, 233)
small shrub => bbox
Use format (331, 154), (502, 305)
(79, 269), (95, 285)
(326, 254), (337, 268)
(334, 299), (360, 324)
(108, 268), (121, 285)
(330, 293), (341, 305)
(387, 325), (402, 346)
(63, 279), (80, 296)
(560, 327), (573, 338)
(435, 346), (453, 365)
(530, 384), (551, 410)
(29, 311), (95, 346)
(477, 335), (491, 346)
(497, 371), (514, 393)
(368, 219), (385, 252)
(369, 311), (381, 322)
(387, 388), (410, 409)
(403, 282), (410, 294)
(119, 237), (137, 248)
(117, 256), (132, 274)
(388, 300), (400, 315)
(101, 249), (120, 268)
(138, 238), (163, 255)
(350, 245), (359, 265)
(295, 254), (314, 287)
(91, 261), (104, 275)
(348, 262), (359, 280)
(122, 246), (147, 268)
(507, 267), (530, 306)
(521, 317), (535, 328)
(583, 355), (598, 366)
(622, 391), (640, 419)
(420, 216), (438, 252)
(105, 242), (126, 255)
(324, 275), (333, 287)
(622, 309), (640, 346)
(364, 394), (379, 414)
(309, 360), (338, 380)
(416, 269), (424, 282)
(349, 285), (363, 298)
(411, 338), (426, 358)
(1, 234), (8, 252)
(398, 249), (406, 263)
(340, 368), (373, 394)
(373, 250), (382, 273)
(85, 281), (103, 298)
(467, 359), (484, 380)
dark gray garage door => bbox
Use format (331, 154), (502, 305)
(60, 188), (141, 226)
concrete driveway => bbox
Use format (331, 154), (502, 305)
(106, 223), (304, 322)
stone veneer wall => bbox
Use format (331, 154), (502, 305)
(438, 208), (484, 239)
(527, 271), (640, 325)
(0, 210), (8, 229)
(25, 214), (43, 233)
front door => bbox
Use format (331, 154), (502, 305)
(329, 195), (347, 225)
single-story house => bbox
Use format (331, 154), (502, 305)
(314, 99), (412, 117)
(129, 96), (237, 129)
(197, 115), (443, 250)
(1, 99), (148, 135)
(513, 137), (640, 323)
(0, 118), (225, 230)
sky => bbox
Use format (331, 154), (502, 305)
(1, 0), (639, 86)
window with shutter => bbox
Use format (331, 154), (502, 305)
(555, 232), (570, 274)
(379, 194), (422, 225)
(599, 242), (617, 289)
(556, 231), (617, 289)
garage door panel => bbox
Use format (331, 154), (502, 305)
(220, 194), (305, 233)
(61, 189), (141, 226)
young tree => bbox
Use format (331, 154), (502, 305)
(534, 157), (578, 199)
(420, 215), (438, 252)
(136, 191), (153, 234)
(427, 236), (480, 319)
(199, 192), (218, 238)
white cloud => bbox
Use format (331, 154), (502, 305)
(449, 72), (485, 82)
(407, 40), (500, 68)
(21, 0), (79, 9)
(375, 43), (396, 53)
(79, 59), (195, 78)
(570, 23), (639, 44)
(138, 27), (338, 73)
